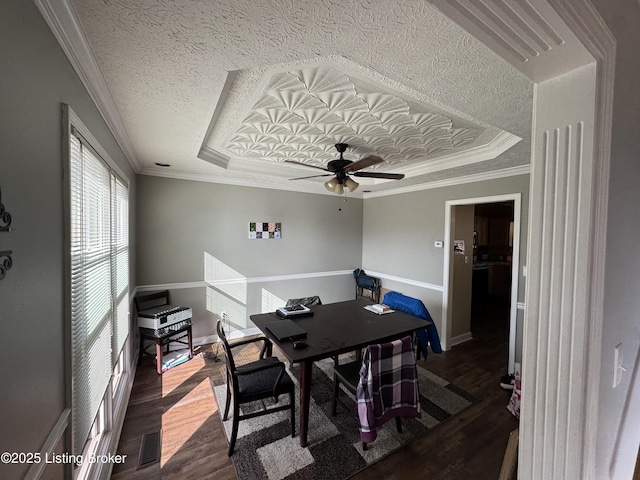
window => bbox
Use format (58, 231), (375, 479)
(67, 107), (130, 456)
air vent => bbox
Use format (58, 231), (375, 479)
(138, 430), (161, 469)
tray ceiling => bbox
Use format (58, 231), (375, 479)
(67, 0), (534, 196)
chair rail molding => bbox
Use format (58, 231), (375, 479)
(25, 409), (70, 479)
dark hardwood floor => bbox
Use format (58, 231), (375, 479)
(112, 299), (518, 479)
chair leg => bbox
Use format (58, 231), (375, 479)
(362, 441), (367, 451)
(290, 391), (296, 437)
(395, 417), (402, 433)
(331, 376), (340, 416)
(228, 412), (239, 456)
(223, 383), (232, 421)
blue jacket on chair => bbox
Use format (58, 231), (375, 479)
(382, 291), (442, 359)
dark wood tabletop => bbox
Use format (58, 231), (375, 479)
(251, 297), (429, 363)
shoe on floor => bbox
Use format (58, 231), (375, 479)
(500, 373), (515, 390)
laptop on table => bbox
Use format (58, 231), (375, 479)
(265, 319), (307, 341)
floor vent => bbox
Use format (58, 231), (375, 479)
(138, 430), (161, 469)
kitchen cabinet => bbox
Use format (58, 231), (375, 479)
(489, 218), (511, 246)
(474, 216), (489, 246)
(475, 216), (512, 246)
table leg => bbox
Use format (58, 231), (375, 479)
(187, 325), (193, 359)
(299, 360), (312, 447)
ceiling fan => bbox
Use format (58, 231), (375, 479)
(285, 143), (405, 194)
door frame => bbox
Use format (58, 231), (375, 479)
(443, 193), (522, 373)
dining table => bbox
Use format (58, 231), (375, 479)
(250, 297), (430, 447)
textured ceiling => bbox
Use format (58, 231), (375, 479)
(69, 0), (534, 195)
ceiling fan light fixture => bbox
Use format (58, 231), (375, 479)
(345, 177), (359, 192)
(324, 178), (338, 192)
(291, 143), (403, 195)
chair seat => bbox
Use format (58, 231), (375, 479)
(237, 357), (294, 397)
(334, 360), (361, 394)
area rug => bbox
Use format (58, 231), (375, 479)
(211, 356), (476, 480)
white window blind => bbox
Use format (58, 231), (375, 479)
(112, 175), (129, 362)
(69, 130), (129, 455)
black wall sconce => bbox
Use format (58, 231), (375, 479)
(0, 186), (13, 280)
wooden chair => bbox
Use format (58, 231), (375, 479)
(217, 316), (295, 456)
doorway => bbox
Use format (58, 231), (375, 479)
(442, 193), (521, 374)
(471, 201), (515, 365)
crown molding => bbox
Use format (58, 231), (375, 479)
(139, 166), (351, 197)
(363, 164), (530, 198)
(198, 146), (230, 169)
(197, 129), (522, 186)
(399, 131), (522, 179)
(34, 0), (141, 172)
(141, 162), (530, 198)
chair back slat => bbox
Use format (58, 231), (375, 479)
(217, 315), (237, 380)
(285, 296), (322, 307)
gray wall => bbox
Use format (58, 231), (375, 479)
(362, 174), (530, 362)
(591, 0), (640, 477)
(0, 2), (136, 479)
(136, 176), (363, 338)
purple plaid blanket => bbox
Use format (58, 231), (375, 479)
(356, 335), (421, 444)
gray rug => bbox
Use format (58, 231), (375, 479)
(211, 356), (476, 480)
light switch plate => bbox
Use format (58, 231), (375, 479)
(434, 241), (443, 248)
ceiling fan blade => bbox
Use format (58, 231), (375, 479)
(289, 174), (333, 181)
(344, 155), (384, 172)
(353, 171), (405, 180)
(284, 160), (330, 172)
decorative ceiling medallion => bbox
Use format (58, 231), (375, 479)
(224, 66), (484, 169)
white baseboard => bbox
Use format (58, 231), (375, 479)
(450, 332), (473, 347)
(193, 334), (218, 346)
(226, 327), (261, 340)
(192, 327), (262, 347)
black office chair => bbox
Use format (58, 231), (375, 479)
(217, 315), (295, 456)
(331, 336), (419, 450)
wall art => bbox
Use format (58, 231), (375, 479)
(249, 222), (281, 239)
